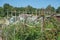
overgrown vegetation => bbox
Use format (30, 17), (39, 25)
(0, 3), (60, 40)
(2, 16), (60, 40)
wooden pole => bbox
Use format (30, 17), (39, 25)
(11, 11), (12, 17)
(36, 10), (37, 16)
(41, 9), (45, 32)
(14, 10), (16, 22)
(7, 9), (8, 19)
(40, 9), (45, 40)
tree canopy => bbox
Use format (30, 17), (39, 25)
(0, 3), (60, 17)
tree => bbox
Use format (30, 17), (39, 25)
(25, 5), (36, 14)
(3, 3), (13, 11)
(0, 7), (4, 17)
(46, 5), (55, 15)
(3, 3), (13, 17)
(56, 7), (60, 13)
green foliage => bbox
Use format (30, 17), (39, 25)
(2, 17), (60, 40)
(0, 3), (60, 17)
(46, 5), (55, 12)
(0, 3), (60, 40)
(2, 22), (41, 40)
(56, 7), (60, 13)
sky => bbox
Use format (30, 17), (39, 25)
(0, 0), (60, 8)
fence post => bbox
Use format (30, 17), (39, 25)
(40, 9), (45, 40)
(14, 10), (16, 22)
(7, 9), (8, 19)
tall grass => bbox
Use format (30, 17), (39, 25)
(2, 17), (60, 40)
(2, 22), (41, 40)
